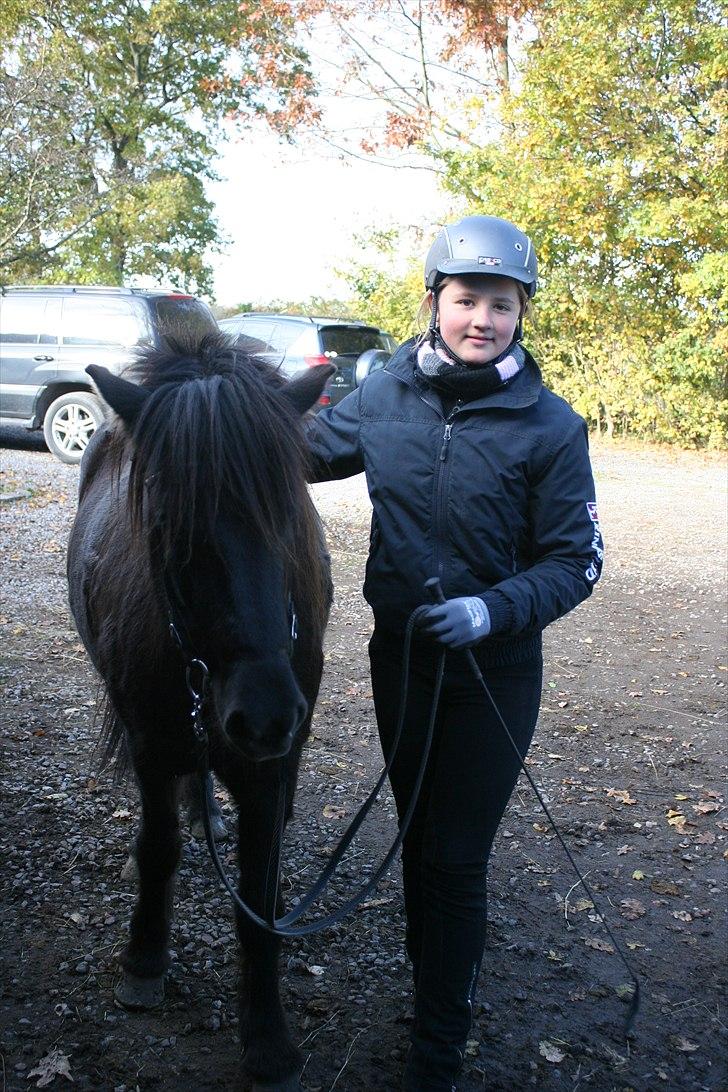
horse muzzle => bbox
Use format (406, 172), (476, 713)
(214, 658), (309, 762)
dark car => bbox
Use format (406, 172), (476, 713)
(0, 285), (218, 463)
(218, 312), (396, 408)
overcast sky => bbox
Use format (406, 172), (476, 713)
(206, 125), (446, 308)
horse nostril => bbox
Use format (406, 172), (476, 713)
(223, 709), (296, 760)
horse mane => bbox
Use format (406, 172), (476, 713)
(115, 333), (298, 561)
(93, 332), (330, 778)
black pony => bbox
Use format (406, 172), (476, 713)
(67, 333), (333, 1091)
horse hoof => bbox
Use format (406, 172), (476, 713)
(114, 972), (165, 1010)
(120, 854), (138, 882)
(190, 813), (228, 842)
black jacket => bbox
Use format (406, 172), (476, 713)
(307, 339), (603, 665)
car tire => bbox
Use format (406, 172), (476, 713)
(43, 391), (105, 465)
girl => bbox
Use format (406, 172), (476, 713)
(306, 215), (604, 1090)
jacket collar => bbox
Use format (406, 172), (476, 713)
(386, 337), (543, 412)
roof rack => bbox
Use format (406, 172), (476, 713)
(0, 285), (187, 297)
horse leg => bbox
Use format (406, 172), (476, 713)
(233, 766), (302, 1092)
(182, 771), (229, 842)
(115, 769), (181, 1010)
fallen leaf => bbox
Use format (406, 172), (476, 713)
(584, 937), (615, 953)
(322, 804), (346, 819)
(28, 1049), (74, 1087)
(606, 787), (637, 805)
(650, 879), (680, 896)
(620, 898), (646, 920)
(672, 910), (693, 922)
(692, 801), (720, 814)
(671, 1035), (699, 1053)
(616, 844), (633, 855)
(465, 1039), (480, 1057)
(539, 1040), (566, 1063)
(696, 831), (716, 844)
(632, 870), (645, 881)
(616, 983), (636, 999)
(305, 964), (325, 976)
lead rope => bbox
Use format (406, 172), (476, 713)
(423, 578), (641, 1036)
(191, 582), (640, 1034)
(195, 607), (444, 937)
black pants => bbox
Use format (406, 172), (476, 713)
(369, 629), (542, 1090)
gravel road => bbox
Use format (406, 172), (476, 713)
(1, 431), (726, 1092)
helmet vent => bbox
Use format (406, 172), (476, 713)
(514, 243), (523, 251)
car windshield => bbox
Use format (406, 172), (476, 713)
(319, 326), (392, 356)
(153, 297), (218, 340)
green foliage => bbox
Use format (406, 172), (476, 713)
(437, 0), (727, 446)
(0, 0), (316, 293)
(341, 227), (426, 342)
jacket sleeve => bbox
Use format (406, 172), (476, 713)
(305, 387), (366, 483)
(481, 418), (604, 636)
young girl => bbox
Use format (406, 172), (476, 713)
(306, 215), (604, 1090)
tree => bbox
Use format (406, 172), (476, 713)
(440, 0), (727, 446)
(303, 0), (541, 168)
(0, 0), (319, 292)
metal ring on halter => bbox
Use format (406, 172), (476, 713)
(185, 658), (210, 703)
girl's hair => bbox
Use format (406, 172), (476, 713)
(416, 276), (532, 344)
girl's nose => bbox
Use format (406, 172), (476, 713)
(472, 306), (493, 328)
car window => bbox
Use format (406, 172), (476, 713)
(319, 326), (392, 356)
(0, 296), (46, 344)
(61, 298), (144, 347)
(224, 318), (278, 352)
(152, 297), (218, 340)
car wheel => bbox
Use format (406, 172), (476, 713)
(43, 391), (105, 465)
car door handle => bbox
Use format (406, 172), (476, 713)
(33, 354), (55, 361)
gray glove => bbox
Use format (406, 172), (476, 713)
(420, 596), (491, 649)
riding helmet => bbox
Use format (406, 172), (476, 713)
(424, 215), (538, 297)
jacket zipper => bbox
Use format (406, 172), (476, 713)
(434, 406), (460, 580)
(385, 371), (460, 583)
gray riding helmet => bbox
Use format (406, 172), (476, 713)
(425, 215), (538, 297)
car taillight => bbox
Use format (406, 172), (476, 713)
(318, 392), (331, 405)
(304, 355), (330, 367)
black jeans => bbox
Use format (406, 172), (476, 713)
(369, 629), (542, 1090)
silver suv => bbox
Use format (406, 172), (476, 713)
(219, 312), (396, 409)
(0, 285), (218, 463)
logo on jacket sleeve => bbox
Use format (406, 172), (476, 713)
(584, 500), (604, 583)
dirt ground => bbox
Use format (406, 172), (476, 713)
(0, 431), (726, 1092)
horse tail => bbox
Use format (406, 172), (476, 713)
(98, 692), (131, 782)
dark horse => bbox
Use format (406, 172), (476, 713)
(67, 333), (334, 1091)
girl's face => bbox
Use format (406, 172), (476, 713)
(436, 275), (522, 365)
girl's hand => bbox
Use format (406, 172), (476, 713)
(419, 596), (491, 649)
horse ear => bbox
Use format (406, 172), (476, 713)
(86, 365), (149, 426)
(282, 364), (336, 416)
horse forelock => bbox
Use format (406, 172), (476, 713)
(124, 333), (309, 569)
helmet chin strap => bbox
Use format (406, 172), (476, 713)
(427, 288), (524, 367)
